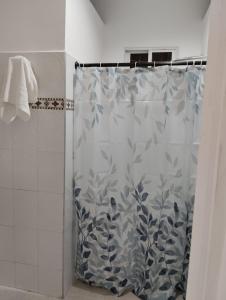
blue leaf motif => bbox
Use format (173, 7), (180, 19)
(159, 282), (171, 291)
(85, 272), (93, 280)
(83, 251), (91, 258)
(119, 279), (128, 287)
(141, 205), (148, 216)
(138, 182), (144, 193)
(139, 215), (148, 224)
(97, 104), (104, 114)
(110, 253), (117, 262)
(74, 188), (81, 197)
(142, 193), (149, 202)
(111, 197), (116, 208)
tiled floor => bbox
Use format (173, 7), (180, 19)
(0, 282), (184, 300)
(0, 282), (138, 300)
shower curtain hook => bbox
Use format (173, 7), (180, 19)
(193, 60), (195, 67)
(153, 61), (156, 70)
(186, 60), (189, 71)
(135, 61), (137, 69)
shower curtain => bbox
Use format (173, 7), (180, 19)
(73, 66), (205, 300)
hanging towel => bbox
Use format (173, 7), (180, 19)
(0, 56), (38, 123)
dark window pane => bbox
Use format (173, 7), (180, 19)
(130, 53), (148, 62)
(152, 52), (172, 62)
(130, 53), (148, 68)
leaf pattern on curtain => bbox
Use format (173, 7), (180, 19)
(73, 66), (205, 300)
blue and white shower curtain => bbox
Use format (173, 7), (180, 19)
(73, 66), (205, 300)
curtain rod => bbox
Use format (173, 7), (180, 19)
(75, 60), (207, 69)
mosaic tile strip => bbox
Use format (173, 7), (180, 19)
(65, 99), (74, 111)
(29, 98), (74, 111)
(29, 98), (64, 110)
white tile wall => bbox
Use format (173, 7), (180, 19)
(37, 151), (64, 194)
(14, 190), (37, 229)
(12, 112), (38, 149)
(38, 268), (62, 298)
(13, 149), (38, 191)
(63, 53), (75, 297)
(0, 52), (66, 298)
(0, 261), (15, 287)
(15, 263), (38, 292)
(0, 226), (14, 261)
(0, 149), (13, 188)
(0, 113), (65, 297)
(38, 231), (62, 270)
(0, 189), (13, 226)
(63, 229), (73, 294)
(38, 111), (64, 152)
(37, 192), (63, 232)
(0, 122), (12, 149)
(14, 228), (38, 265)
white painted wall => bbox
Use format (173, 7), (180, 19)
(92, 0), (207, 62)
(0, 0), (104, 59)
(0, 0), (207, 62)
(63, 1), (105, 295)
(202, 5), (211, 56)
(65, 0), (104, 62)
(0, 0), (65, 52)
(187, 0), (226, 298)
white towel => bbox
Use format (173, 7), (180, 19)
(0, 56), (38, 123)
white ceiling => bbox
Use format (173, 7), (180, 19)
(90, 0), (211, 23)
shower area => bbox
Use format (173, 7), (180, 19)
(72, 63), (205, 300)
(0, 0), (210, 300)
(70, 1), (209, 298)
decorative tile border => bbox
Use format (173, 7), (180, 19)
(30, 98), (64, 110)
(65, 99), (74, 111)
(29, 98), (74, 111)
